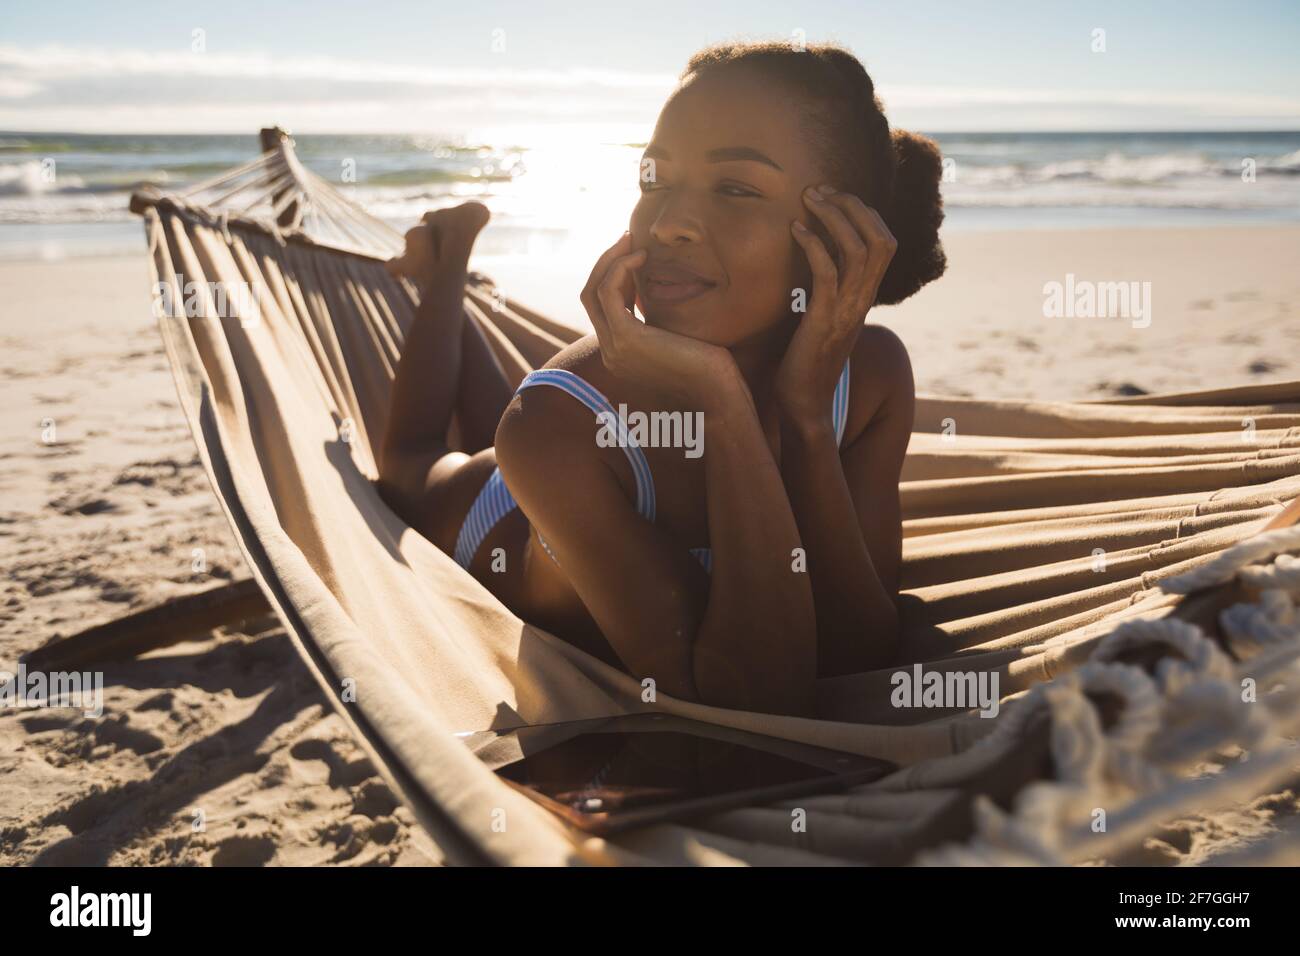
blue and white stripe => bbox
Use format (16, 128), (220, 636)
(832, 355), (851, 447)
(518, 368), (657, 522)
(453, 466), (516, 568)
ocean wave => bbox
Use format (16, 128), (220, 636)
(940, 181), (1300, 209)
(949, 150), (1300, 188)
(0, 161), (86, 196)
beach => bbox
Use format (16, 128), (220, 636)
(2, 223), (1298, 865)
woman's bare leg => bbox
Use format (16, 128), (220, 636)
(455, 311), (515, 453)
(376, 202), (492, 505)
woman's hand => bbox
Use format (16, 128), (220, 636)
(581, 233), (741, 411)
(775, 185), (897, 431)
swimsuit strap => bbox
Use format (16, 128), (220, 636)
(833, 355), (851, 447)
(517, 368), (657, 522)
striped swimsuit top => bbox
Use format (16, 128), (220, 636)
(453, 359), (852, 574)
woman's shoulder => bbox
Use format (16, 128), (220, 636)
(538, 333), (608, 382)
(496, 334), (613, 466)
(844, 323), (915, 441)
(523, 333), (635, 412)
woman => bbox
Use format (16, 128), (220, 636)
(377, 40), (946, 717)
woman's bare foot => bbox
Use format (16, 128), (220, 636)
(425, 201), (491, 263)
(386, 201), (491, 287)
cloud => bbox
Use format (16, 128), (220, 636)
(0, 44), (677, 90)
(0, 44), (1296, 133)
(0, 76), (42, 98)
(0, 44), (678, 133)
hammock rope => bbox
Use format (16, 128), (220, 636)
(159, 129), (406, 260)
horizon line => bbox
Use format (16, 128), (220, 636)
(5, 126), (1300, 138)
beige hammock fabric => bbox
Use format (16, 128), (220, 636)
(129, 135), (1300, 865)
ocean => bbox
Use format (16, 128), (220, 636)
(3, 130), (1299, 260)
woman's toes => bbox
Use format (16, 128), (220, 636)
(444, 201), (491, 244)
(418, 203), (488, 268)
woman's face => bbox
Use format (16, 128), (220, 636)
(630, 68), (827, 347)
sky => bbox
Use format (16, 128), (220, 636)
(2, 0), (1299, 136)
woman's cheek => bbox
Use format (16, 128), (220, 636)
(724, 207), (789, 272)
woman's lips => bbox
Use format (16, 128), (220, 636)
(643, 278), (715, 304)
(639, 263), (718, 305)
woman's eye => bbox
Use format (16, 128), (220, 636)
(639, 179), (664, 192)
(717, 183), (759, 198)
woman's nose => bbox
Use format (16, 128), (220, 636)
(649, 196), (705, 245)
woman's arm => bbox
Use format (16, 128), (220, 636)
(779, 328), (913, 675)
(691, 362), (819, 714)
(775, 186), (908, 674)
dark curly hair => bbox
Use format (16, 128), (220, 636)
(682, 40), (946, 305)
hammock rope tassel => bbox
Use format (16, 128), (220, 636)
(922, 535), (1300, 865)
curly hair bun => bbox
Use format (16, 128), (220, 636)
(877, 128), (947, 306)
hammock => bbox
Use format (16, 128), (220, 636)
(127, 128), (1300, 866)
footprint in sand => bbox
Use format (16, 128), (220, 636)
(210, 832), (278, 866)
(320, 814), (400, 863)
(49, 493), (118, 516)
(1095, 381), (1149, 397)
(288, 737), (377, 789)
(114, 457), (204, 496)
(350, 778), (400, 819)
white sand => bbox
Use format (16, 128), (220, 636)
(2, 226), (1298, 865)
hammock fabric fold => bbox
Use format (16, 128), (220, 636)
(129, 132), (1300, 866)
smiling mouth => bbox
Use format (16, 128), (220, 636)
(639, 270), (718, 305)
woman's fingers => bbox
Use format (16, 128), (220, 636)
(581, 233), (639, 344)
(596, 248), (647, 331)
(821, 195), (894, 261)
(790, 220), (838, 314)
(581, 233), (633, 306)
(802, 186), (866, 284)
(822, 192), (897, 287)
